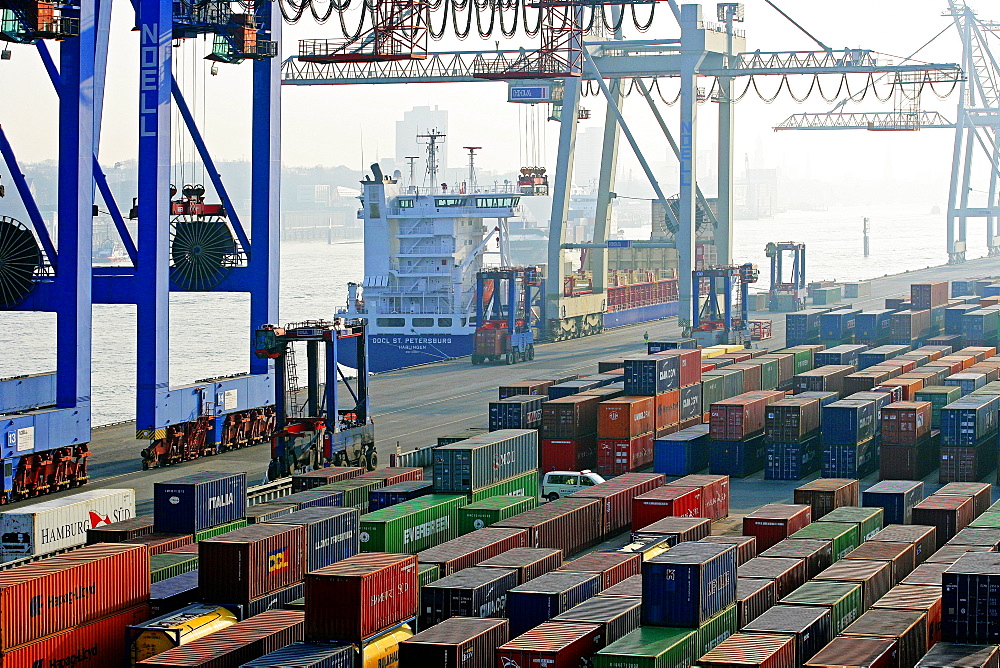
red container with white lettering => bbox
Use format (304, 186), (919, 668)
(570, 472), (665, 535)
(597, 433), (655, 476)
(199, 523), (306, 604)
(656, 349), (703, 388)
(598, 396), (656, 438)
(542, 436), (597, 472)
(632, 486), (703, 530)
(305, 553), (418, 641)
(669, 474), (730, 520)
(742, 504), (813, 551)
(0, 543), (150, 650)
(495, 622), (603, 668)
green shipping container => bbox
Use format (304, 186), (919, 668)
(818, 506), (884, 543)
(700, 375), (725, 414)
(193, 519), (248, 542)
(756, 358), (779, 391)
(696, 604), (738, 657)
(150, 553), (199, 583)
(314, 478), (384, 511)
(780, 347), (815, 374)
(418, 563), (441, 588)
(286, 598), (305, 611)
(914, 385), (963, 428)
(813, 286), (842, 305)
(469, 470), (540, 503)
(988, 499), (1000, 513)
(969, 512), (1000, 528)
(458, 495), (536, 534)
(780, 580), (863, 635)
(789, 522), (860, 561)
(594, 626), (698, 668)
(359, 494), (467, 554)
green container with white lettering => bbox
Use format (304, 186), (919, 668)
(696, 604), (738, 658)
(469, 470), (539, 503)
(458, 495), (536, 534)
(359, 494), (467, 554)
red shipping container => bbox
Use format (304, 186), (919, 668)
(872, 584), (943, 647)
(729, 363), (763, 392)
(738, 556), (807, 598)
(939, 446), (992, 483)
(417, 527), (530, 575)
(654, 389), (681, 434)
(305, 553), (417, 641)
(3, 604), (149, 668)
(710, 391), (785, 441)
(698, 633), (796, 668)
(597, 433), (654, 476)
(495, 622), (602, 668)
(199, 523), (306, 603)
(912, 495), (976, 548)
(121, 533), (193, 555)
(880, 401), (932, 445)
(597, 396), (655, 438)
(569, 472), (665, 535)
(494, 498), (603, 556)
(883, 359), (919, 374)
(669, 474), (730, 520)
(880, 445), (936, 481)
(357, 467), (423, 486)
(557, 551), (641, 588)
(719, 352), (752, 363)
(934, 481), (993, 516)
(542, 395), (602, 439)
(742, 504), (813, 551)
(0, 543), (150, 651)
(541, 436), (597, 472)
(656, 348), (703, 387)
(804, 636), (899, 668)
(702, 363), (717, 373)
(632, 486), (703, 530)
(700, 535), (758, 566)
(935, 357), (968, 374)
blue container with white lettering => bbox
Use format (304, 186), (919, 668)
(821, 399), (877, 445)
(269, 506), (360, 571)
(506, 571), (603, 636)
(642, 541), (737, 627)
(367, 481), (435, 512)
(153, 471), (247, 534)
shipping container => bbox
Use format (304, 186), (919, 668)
(822, 438), (877, 479)
(939, 442), (997, 483)
(557, 551), (642, 589)
(711, 434), (768, 478)
(624, 356), (680, 395)
(367, 481), (434, 512)
(804, 636), (899, 668)
(598, 433), (655, 476)
(150, 571), (201, 617)
(87, 515), (155, 544)
(150, 552), (200, 583)
(700, 535), (758, 566)
(274, 489), (345, 511)
(794, 478), (860, 519)
(153, 472), (247, 535)
(942, 552), (1000, 643)
(670, 474), (730, 520)
(742, 504), (812, 551)
(813, 559), (893, 610)
(419, 566), (519, 627)
(739, 556), (807, 598)
(494, 498), (603, 556)
(872, 584), (943, 647)
(764, 436), (822, 481)
(760, 538), (833, 579)
(598, 573), (643, 599)
(940, 394), (1000, 445)
(550, 380), (603, 398)
(742, 604), (832, 666)
(900, 561), (951, 587)
(311, 479), (382, 512)
(433, 430), (538, 494)
(633, 486), (703, 529)
(710, 391), (786, 441)
(457, 495), (535, 534)
(506, 572), (603, 636)
(551, 595), (642, 646)
(291, 467), (365, 492)
(913, 495), (977, 548)
(477, 547), (563, 584)
(765, 397), (821, 443)
(490, 395), (544, 431)
(304, 553), (417, 641)
(632, 516), (712, 545)
(948, 527), (1000, 548)
(698, 633), (797, 668)
(438, 427), (490, 446)
(794, 365), (857, 396)
(780, 579), (863, 635)
(0, 488), (136, 559)
(570, 472), (665, 535)
(499, 379), (554, 399)
(542, 436), (598, 472)
(679, 384), (702, 424)
(737, 578), (777, 628)
(241, 642), (355, 668)
(844, 541), (916, 586)
(817, 506), (884, 543)
(916, 642), (1000, 667)
(245, 504), (296, 524)
(880, 440), (939, 482)
(416, 527), (530, 576)
(268, 506), (360, 571)
(926, 544), (994, 564)
(359, 494), (466, 554)
(862, 480), (925, 525)
(599, 396), (656, 438)
(653, 426), (711, 476)
(199, 523), (306, 604)
(789, 522), (860, 562)
(642, 542), (737, 627)
(870, 524), (938, 566)
(399, 617), (508, 668)
(822, 399), (877, 445)
(880, 401), (933, 445)
(815, 345), (867, 368)
(935, 481), (993, 516)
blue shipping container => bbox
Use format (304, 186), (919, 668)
(814, 344), (867, 368)
(279, 489), (346, 510)
(270, 506), (360, 571)
(944, 373), (988, 396)
(854, 312), (897, 344)
(820, 310), (861, 340)
(796, 391), (841, 407)
(624, 356), (680, 396)
(862, 480), (924, 525)
(946, 305), (981, 335)
(857, 345), (907, 369)
(548, 380), (602, 399)
(489, 395), (544, 431)
(821, 399), (877, 445)
(844, 391), (893, 436)
(242, 642), (355, 668)
(642, 542), (737, 627)
(709, 435), (766, 478)
(150, 570), (200, 616)
(821, 437), (876, 479)
(654, 425), (710, 476)
(764, 435), (821, 481)
(153, 471), (247, 534)
(367, 481), (435, 512)
(648, 338), (698, 353)
(940, 394), (1000, 446)
(506, 571), (603, 636)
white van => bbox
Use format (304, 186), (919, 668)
(540, 470), (606, 502)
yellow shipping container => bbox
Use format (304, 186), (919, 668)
(129, 604), (238, 665)
(361, 624), (413, 668)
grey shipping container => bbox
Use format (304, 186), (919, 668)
(268, 506), (360, 571)
(433, 429), (538, 493)
(420, 566), (520, 627)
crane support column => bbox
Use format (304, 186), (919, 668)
(716, 4), (740, 266)
(135, 0), (173, 439)
(545, 75), (582, 306)
(678, 4), (705, 329)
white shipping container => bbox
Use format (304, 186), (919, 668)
(0, 488), (136, 559)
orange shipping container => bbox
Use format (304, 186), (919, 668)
(879, 377), (923, 401)
(655, 389), (681, 434)
(598, 396), (655, 438)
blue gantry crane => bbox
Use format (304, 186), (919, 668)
(765, 241), (806, 312)
(0, 0), (283, 494)
(691, 263), (758, 347)
(473, 266), (543, 365)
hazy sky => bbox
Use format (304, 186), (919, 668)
(0, 0), (986, 201)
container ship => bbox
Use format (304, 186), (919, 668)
(340, 137), (680, 373)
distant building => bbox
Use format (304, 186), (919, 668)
(395, 106), (449, 182)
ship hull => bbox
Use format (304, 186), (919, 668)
(603, 300), (679, 328)
(361, 333), (475, 373)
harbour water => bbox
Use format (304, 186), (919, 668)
(0, 203), (979, 425)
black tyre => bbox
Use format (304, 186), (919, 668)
(546, 492), (559, 502)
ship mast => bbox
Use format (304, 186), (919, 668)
(417, 129), (446, 190)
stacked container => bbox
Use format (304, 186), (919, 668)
(416, 527), (531, 576)
(358, 494), (467, 554)
(821, 399), (878, 478)
(541, 395), (601, 471)
(669, 474), (731, 520)
(764, 396), (822, 480)
(433, 430), (538, 503)
(199, 523), (306, 609)
(794, 478), (860, 519)
(655, 348), (703, 431)
(742, 504), (813, 551)
(506, 572), (603, 636)
(709, 391), (786, 477)
(653, 424), (710, 476)
(942, 552), (1000, 644)
(938, 394), (1000, 482)
(400, 617), (508, 668)
(569, 472), (664, 535)
(596, 396), (656, 476)
(861, 480), (924, 524)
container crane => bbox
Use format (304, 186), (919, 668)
(691, 263), (758, 347)
(765, 241), (806, 312)
(473, 266), (544, 365)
